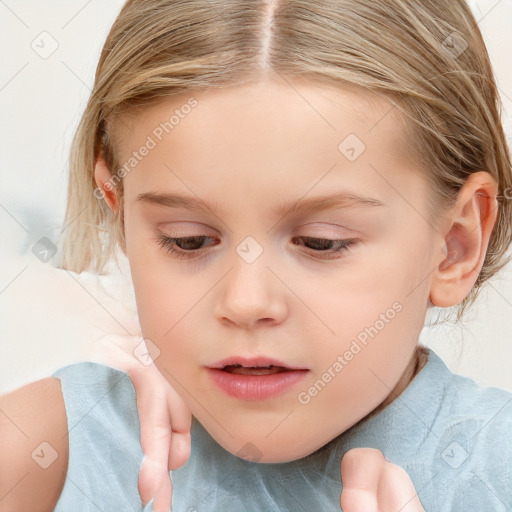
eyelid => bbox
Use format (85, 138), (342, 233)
(294, 221), (361, 237)
(156, 221), (219, 237)
(154, 230), (360, 262)
(154, 233), (219, 261)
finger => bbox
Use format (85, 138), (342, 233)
(138, 457), (172, 510)
(131, 363), (191, 504)
(151, 471), (173, 512)
(130, 365), (173, 504)
(93, 335), (181, 508)
(340, 447), (386, 512)
(168, 428), (192, 470)
(166, 382), (192, 470)
(378, 461), (425, 512)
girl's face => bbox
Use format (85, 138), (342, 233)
(118, 76), (442, 462)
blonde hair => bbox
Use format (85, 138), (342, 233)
(59, 0), (512, 323)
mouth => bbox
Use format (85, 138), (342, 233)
(208, 355), (308, 373)
(206, 356), (309, 400)
(221, 364), (293, 376)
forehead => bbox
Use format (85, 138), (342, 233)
(111, 77), (424, 211)
(113, 77), (411, 163)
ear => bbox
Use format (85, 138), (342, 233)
(94, 155), (119, 214)
(429, 171), (498, 308)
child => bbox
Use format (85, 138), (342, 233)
(1, 0), (512, 510)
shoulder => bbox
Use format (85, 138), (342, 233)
(388, 351), (512, 510)
(52, 359), (137, 407)
(51, 359), (142, 452)
(51, 360), (140, 441)
(0, 376), (68, 511)
(50, 361), (145, 510)
(438, 358), (512, 437)
(51, 360), (141, 447)
(426, 353), (512, 508)
(412, 350), (512, 430)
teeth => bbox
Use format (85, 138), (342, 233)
(222, 365), (287, 375)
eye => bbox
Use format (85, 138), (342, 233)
(155, 233), (218, 259)
(291, 236), (359, 259)
(154, 232), (359, 261)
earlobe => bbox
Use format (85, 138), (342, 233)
(94, 156), (119, 214)
(429, 171), (498, 308)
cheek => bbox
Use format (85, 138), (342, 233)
(301, 236), (429, 375)
(130, 263), (196, 342)
(130, 268), (204, 382)
(124, 221), (194, 348)
(296, 245), (409, 336)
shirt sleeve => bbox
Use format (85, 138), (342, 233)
(51, 361), (145, 512)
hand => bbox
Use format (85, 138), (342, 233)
(340, 448), (425, 512)
(129, 361), (191, 512)
(91, 335), (192, 512)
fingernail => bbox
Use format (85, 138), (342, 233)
(142, 497), (155, 512)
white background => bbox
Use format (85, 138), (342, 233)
(1, 0), (511, 393)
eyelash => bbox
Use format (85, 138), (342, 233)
(154, 233), (360, 261)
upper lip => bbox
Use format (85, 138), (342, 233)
(207, 355), (309, 370)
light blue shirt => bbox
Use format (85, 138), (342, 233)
(52, 348), (512, 511)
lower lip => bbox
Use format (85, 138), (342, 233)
(206, 368), (309, 401)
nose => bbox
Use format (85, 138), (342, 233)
(213, 256), (288, 330)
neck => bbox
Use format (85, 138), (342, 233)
(371, 344), (429, 416)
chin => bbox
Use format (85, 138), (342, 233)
(200, 419), (324, 463)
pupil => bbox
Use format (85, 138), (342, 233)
(177, 236), (204, 250)
(304, 237), (332, 250)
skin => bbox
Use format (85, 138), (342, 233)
(0, 379), (68, 512)
(91, 73), (497, 511)
(109, 76), (431, 458)
(0, 75), (497, 512)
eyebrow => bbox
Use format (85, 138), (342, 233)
(136, 190), (386, 217)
